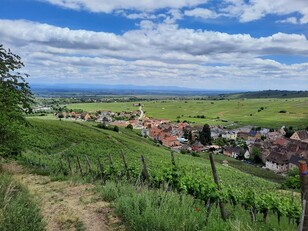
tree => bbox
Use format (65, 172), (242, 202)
(126, 124), (133, 130)
(199, 124), (211, 145)
(251, 147), (262, 164)
(0, 45), (33, 156)
(113, 126), (119, 132)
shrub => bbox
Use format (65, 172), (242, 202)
(113, 126), (120, 132)
(279, 110), (287, 113)
(97, 123), (108, 129)
(126, 124), (133, 130)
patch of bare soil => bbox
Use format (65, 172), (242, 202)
(2, 162), (124, 231)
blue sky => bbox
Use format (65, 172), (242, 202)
(1, 0), (308, 90)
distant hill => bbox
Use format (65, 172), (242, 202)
(225, 90), (308, 99)
(30, 84), (239, 96)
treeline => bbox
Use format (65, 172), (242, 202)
(230, 90), (308, 99)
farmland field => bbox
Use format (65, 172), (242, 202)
(67, 98), (308, 128)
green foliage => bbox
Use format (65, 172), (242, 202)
(99, 181), (206, 231)
(199, 124), (211, 145)
(0, 45), (33, 156)
(98, 181), (298, 231)
(57, 113), (64, 119)
(97, 122), (108, 129)
(282, 168), (300, 189)
(126, 124), (133, 130)
(113, 125), (119, 132)
(0, 173), (44, 231)
(283, 127), (294, 138)
(251, 147), (262, 164)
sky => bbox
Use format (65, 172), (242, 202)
(0, 0), (308, 90)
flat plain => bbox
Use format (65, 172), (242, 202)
(67, 98), (308, 128)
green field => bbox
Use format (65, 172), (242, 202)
(67, 98), (308, 128)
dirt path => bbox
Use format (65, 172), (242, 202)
(2, 162), (123, 231)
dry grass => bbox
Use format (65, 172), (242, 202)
(2, 162), (124, 231)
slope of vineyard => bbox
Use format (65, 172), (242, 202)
(19, 119), (301, 230)
(23, 119), (278, 189)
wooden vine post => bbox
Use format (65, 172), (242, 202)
(298, 160), (308, 231)
(66, 156), (72, 174)
(141, 155), (150, 183)
(208, 148), (227, 221)
(121, 150), (130, 180)
(171, 151), (176, 167)
(76, 156), (83, 176)
(85, 155), (92, 175)
(97, 158), (105, 182)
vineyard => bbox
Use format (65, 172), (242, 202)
(67, 98), (308, 128)
(20, 119), (301, 230)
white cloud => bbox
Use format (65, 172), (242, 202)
(184, 8), (219, 19)
(276, 17), (299, 24)
(40, 0), (207, 12)
(222, 0), (308, 24)
(0, 19), (307, 89)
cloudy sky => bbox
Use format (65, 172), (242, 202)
(1, 0), (308, 90)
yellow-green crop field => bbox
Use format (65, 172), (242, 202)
(67, 98), (308, 128)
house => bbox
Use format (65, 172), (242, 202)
(267, 131), (283, 141)
(158, 132), (170, 141)
(100, 116), (112, 123)
(149, 127), (161, 139)
(221, 131), (237, 140)
(223, 147), (233, 157)
(248, 130), (261, 141)
(162, 136), (180, 147)
(191, 142), (205, 152)
(180, 144), (192, 152)
(244, 150), (250, 159)
(237, 131), (249, 140)
(290, 130), (308, 143)
(80, 113), (91, 121)
(265, 151), (289, 173)
(259, 128), (269, 136)
(231, 147), (243, 159)
(288, 155), (307, 170)
(141, 128), (149, 137)
(223, 146), (243, 159)
(273, 137), (289, 147)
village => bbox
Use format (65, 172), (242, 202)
(54, 104), (308, 174)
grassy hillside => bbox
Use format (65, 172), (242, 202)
(20, 119), (299, 230)
(21, 119), (280, 189)
(67, 98), (308, 128)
